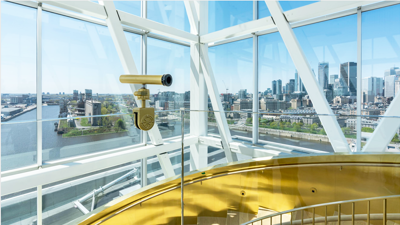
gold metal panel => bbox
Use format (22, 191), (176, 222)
(72, 154), (400, 225)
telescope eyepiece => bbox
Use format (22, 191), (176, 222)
(161, 74), (173, 87)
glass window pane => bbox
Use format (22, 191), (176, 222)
(209, 1), (253, 33)
(279, 1), (319, 11)
(258, 1), (271, 19)
(41, 162), (141, 224)
(362, 5), (400, 151)
(147, 37), (190, 139)
(2, 190), (37, 225)
(1, 2), (37, 171)
(42, 12), (142, 162)
(147, 1), (190, 32)
(209, 38), (253, 141)
(114, 1), (141, 16)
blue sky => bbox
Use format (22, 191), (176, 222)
(2, 1), (400, 95)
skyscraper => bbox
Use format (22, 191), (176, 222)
(330, 74), (338, 85)
(362, 77), (383, 103)
(277, 79), (282, 95)
(340, 62), (357, 96)
(384, 67), (399, 77)
(385, 75), (399, 98)
(295, 71), (305, 93)
(272, 80), (277, 95)
(289, 79), (295, 94)
(85, 89), (92, 100)
(73, 90), (78, 100)
(238, 89), (247, 99)
(318, 62), (329, 89)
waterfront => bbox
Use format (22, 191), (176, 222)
(1, 106), (333, 171)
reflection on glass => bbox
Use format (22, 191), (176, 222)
(42, 11), (141, 120)
(147, 1), (190, 32)
(258, 1), (271, 19)
(1, 2), (38, 171)
(279, 1), (319, 11)
(362, 5), (400, 151)
(114, 1), (141, 16)
(209, 1), (253, 32)
(1, 190), (37, 225)
(40, 162), (141, 224)
(209, 39), (253, 141)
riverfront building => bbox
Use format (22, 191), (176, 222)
(2, 1), (400, 225)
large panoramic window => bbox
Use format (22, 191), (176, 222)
(209, 1), (253, 32)
(258, 32), (333, 152)
(1, 2), (37, 171)
(147, 1), (190, 32)
(147, 37), (190, 139)
(41, 12), (142, 162)
(114, 1), (141, 16)
(208, 38), (253, 139)
(362, 4), (400, 149)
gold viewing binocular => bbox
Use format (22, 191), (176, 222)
(119, 74), (173, 131)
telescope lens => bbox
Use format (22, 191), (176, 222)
(162, 74), (173, 87)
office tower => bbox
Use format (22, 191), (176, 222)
(362, 77), (384, 103)
(340, 62), (357, 96)
(385, 75), (399, 98)
(384, 67), (399, 77)
(85, 89), (92, 100)
(294, 71), (299, 92)
(283, 86), (287, 94)
(238, 89), (247, 99)
(289, 79), (295, 94)
(73, 90), (79, 100)
(277, 79), (282, 95)
(318, 62), (329, 89)
(330, 74), (338, 85)
(272, 80), (277, 95)
(395, 80), (400, 96)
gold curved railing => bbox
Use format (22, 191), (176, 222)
(70, 154), (400, 225)
(243, 195), (400, 225)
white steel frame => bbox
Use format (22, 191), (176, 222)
(3, 1), (400, 224)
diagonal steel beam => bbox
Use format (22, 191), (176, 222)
(100, 1), (163, 145)
(265, 0), (350, 153)
(199, 44), (238, 162)
(363, 92), (400, 152)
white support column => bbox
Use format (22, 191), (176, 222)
(186, 1), (209, 170)
(252, 0), (259, 145)
(199, 44), (238, 162)
(36, 2), (43, 167)
(252, 34), (259, 145)
(37, 185), (42, 225)
(157, 153), (176, 178)
(363, 92), (400, 152)
(100, 1), (163, 146)
(140, 0), (148, 187)
(265, 1), (350, 153)
(356, 7), (362, 152)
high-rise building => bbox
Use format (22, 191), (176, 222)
(277, 79), (282, 95)
(340, 62), (357, 96)
(395, 80), (400, 96)
(294, 71), (305, 93)
(85, 89), (92, 100)
(362, 77), (383, 103)
(73, 90), (78, 100)
(238, 89), (247, 99)
(272, 80), (277, 95)
(318, 62), (329, 89)
(385, 75), (399, 98)
(289, 79), (295, 94)
(384, 67), (399, 77)
(330, 74), (338, 85)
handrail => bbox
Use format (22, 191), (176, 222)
(242, 195), (400, 225)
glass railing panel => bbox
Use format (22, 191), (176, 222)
(1, 189), (37, 225)
(41, 162), (141, 224)
(154, 110), (189, 140)
(1, 120), (37, 171)
(42, 114), (142, 163)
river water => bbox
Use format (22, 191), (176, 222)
(1, 106), (332, 171)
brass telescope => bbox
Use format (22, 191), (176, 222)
(119, 74), (173, 131)
(120, 74), (173, 86)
